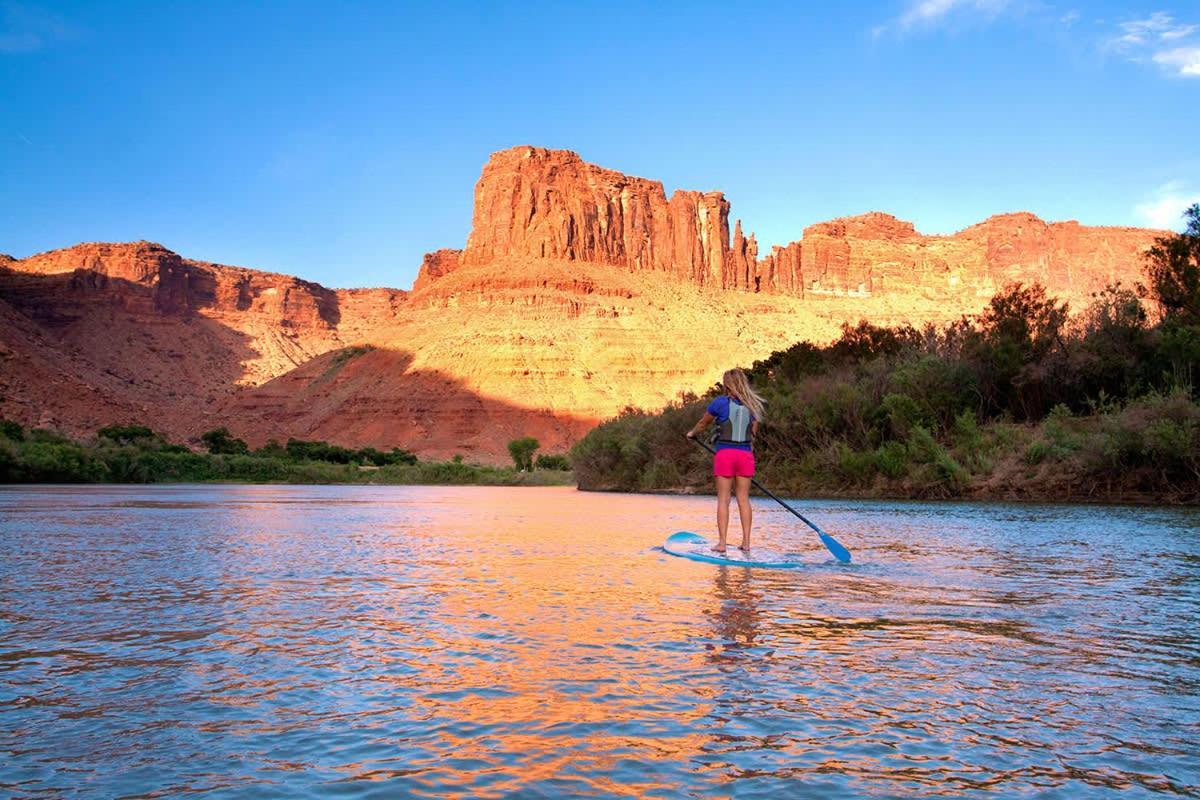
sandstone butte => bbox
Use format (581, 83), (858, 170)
(0, 146), (1165, 463)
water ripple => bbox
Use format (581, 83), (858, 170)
(1, 485), (1197, 798)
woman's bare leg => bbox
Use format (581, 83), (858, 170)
(735, 476), (752, 550)
(714, 476), (733, 552)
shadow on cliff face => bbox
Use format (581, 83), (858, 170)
(219, 346), (599, 464)
(0, 267), (595, 462)
(0, 267), (268, 438)
(163, 260), (342, 327)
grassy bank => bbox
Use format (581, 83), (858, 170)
(571, 391), (1199, 504)
(0, 425), (573, 486)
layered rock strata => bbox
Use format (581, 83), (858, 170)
(447, 147), (1159, 307)
(1, 146), (1166, 462)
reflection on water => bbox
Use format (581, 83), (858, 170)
(1, 485), (1197, 798)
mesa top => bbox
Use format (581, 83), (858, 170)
(707, 395), (755, 452)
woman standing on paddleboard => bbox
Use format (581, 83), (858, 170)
(685, 369), (766, 554)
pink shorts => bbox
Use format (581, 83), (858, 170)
(713, 449), (756, 478)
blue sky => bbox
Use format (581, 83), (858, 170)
(2, 0), (1197, 289)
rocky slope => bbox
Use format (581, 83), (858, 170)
(0, 146), (1165, 462)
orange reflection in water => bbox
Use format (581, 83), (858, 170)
(6, 485), (1196, 798)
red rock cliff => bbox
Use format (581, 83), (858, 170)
(462, 146), (732, 287)
(757, 211), (1160, 302)
(446, 148), (1160, 308)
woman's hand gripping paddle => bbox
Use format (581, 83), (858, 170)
(691, 437), (852, 563)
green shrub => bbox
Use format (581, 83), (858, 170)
(355, 446), (417, 466)
(103, 447), (156, 482)
(0, 437), (23, 480)
(255, 439), (287, 458)
(931, 450), (970, 491)
(285, 438), (354, 463)
(1024, 405), (1082, 465)
(0, 419), (24, 441)
(837, 445), (877, 486)
(1145, 418), (1196, 462)
(97, 425), (159, 445)
(875, 440), (909, 479)
(951, 409), (982, 450)
(202, 427), (249, 455)
(906, 425), (941, 463)
(534, 453), (570, 471)
(874, 392), (930, 442)
(1024, 439), (1052, 465)
(28, 428), (71, 445)
(888, 356), (978, 430)
(387, 447), (418, 466)
(18, 442), (108, 482)
(640, 459), (682, 490)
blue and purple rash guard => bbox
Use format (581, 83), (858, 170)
(707, 395), (755, 452)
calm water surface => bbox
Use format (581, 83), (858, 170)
(1, 485), (1197, 798)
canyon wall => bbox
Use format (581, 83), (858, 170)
(460, 146), (734, 287)
(437, 147), (1160, 308)
(772, 211), (1159, 303)
(1, 145), (1168, 462)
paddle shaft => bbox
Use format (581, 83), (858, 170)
(691, 438), (829, 537)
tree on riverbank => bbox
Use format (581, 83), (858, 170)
(507, 437), (539, 471)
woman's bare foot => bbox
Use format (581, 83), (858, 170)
(739, 542), (751, 552)
(712, 544), (728, 554)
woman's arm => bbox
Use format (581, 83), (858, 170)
(686, 413), (715, 439)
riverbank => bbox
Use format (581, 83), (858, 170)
(0, 424), (573, 486)
(572, 394), (1200, 506)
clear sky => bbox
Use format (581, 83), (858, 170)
(2, 0), (1197, 289)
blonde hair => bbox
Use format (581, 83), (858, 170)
(722, 369), (766, 420)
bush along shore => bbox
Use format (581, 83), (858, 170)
(0, 425), (573, 486)
(572, 207), (1200, 505)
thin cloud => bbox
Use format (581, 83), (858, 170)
(1112, 11), (1196, 46)
(1134, 183), (1200, 230)
(874, 0), (1011, 37)
(1106, 11), (1200, 77)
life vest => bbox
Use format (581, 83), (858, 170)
(716, 397), (753, 446)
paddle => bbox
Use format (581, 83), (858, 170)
(690, 438), (852, 563)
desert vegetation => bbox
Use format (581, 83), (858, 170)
(572, 207), (1200, 504)
(0, 426), (572, 486)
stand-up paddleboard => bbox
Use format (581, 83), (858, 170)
(663, 531), (807, 569)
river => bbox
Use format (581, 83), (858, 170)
(1, 485), (1197, 798)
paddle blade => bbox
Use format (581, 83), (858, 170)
(820, 532), (853, 563)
